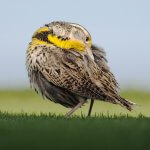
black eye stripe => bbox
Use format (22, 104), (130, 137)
(33, 31), (51, 43)
(32, 31), (69, 44)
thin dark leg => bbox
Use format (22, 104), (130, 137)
(88, 99), (94, 116)
(65, 101), (85, 117)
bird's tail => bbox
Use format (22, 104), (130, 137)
(117, 97), (136, 111)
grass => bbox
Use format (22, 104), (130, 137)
(0, 89), (150, 150)
(0, 112), (150, 150)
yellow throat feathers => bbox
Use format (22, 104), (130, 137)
(31, 35), (85, 51)
(30, 39), (53, 49)
(47, 35), (85, 51)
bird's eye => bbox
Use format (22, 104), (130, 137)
(86, 37), (89, 42)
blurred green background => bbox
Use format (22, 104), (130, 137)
(0, 89), (149, 117)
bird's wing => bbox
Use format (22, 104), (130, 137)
(36, 47), (100, 98)
(36, 47), (120, 104)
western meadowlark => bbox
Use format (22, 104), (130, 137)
(26, 21), (135, 117)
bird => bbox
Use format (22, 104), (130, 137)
(26, 21), (135, 117)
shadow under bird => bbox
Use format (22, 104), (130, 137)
(26, 21), (135, 117)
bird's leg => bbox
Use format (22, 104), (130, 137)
(65, 101), (85, 117)
(88, 99), (94, 117)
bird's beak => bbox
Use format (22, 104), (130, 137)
(86, 46), (94, 60)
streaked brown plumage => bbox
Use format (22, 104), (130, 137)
(26, 21), (135, 116)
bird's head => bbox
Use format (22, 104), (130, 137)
(31, 21), (92, 53)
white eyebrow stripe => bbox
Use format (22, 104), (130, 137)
(70, 23), (90, 35)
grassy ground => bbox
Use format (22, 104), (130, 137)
(0, 89), (150, 150)
(0, 113), (150, 150)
